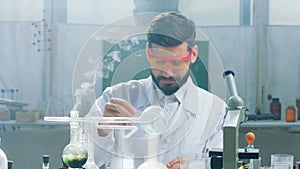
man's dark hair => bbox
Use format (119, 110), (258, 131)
(146, 12), (196, 50)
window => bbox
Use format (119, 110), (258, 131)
(66, 0), (135, 25)
(179, 0), (240, 26)
(0, 0), (44, 22)
(269, 0), (300, 25)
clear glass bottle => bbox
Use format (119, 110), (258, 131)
(62, 111), (88, 169)
(42, 155), (50, 169)
(0, 137), (8, 169)
(7, 161), (13, 169)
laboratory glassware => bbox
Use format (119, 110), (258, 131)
(0, 137), (8, 169)
(42, 155), (50, 169)
(62, 111), (88, 168)
(270, 98), (281, 120)
(82, 121), (98, 169)
(179, 141), (207, 169)
(45, 106), (168, 169)
(285, 105), (296, 122)
(271, 154), (293, 169)
(7, 161), (13, 169)
(296, 98), (300, 120)
(137, 134), (167, 169)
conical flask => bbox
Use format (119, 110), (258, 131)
(62, 111), (88, 168)
(82, 121), (98, 169)
(137, 134), (167, 169)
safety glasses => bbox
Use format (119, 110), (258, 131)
(146, 44), (193, 70)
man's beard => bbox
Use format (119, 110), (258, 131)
(151, 70), (190, 95)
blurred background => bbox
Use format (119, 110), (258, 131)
(0, 0), (300, 168)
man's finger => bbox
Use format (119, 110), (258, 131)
(167, 157), (180, 169)
(104, 102), (134, 117)
(110, 98), (136, 115)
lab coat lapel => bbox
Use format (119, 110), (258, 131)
(160, 83), (199, 148)
(136, 77), (160, 111)
(182, 81), (199, 115)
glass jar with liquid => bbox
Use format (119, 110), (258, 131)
(286, 105), (296, 122)
(62, 111), (88, 169)
(296, 98), (300, 120)
(270, 98), (281, 120)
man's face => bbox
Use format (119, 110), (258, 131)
(147, 43), (198, 95)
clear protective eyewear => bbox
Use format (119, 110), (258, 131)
(146, 44), (193, 70)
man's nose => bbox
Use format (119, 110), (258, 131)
(161, 67), (175, 78)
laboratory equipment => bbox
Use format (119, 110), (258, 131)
(245, 132), (255, 150)
(285, 105), (296, 122)
(0, 137), (8, 169)
(45, 106), (167, 169)
(7, 161), (13, 169)
(137, 106), (174, 169)
(179, 141), (207, 169)
(62, 111), (88, 168)
(42, 155), (50, 169)
(271, 154), (293, 169)
(245, 132), (260, 169)
(140, 105), (169, 134)
(0, 89), (19, 100)
(296, 98), (300, 120)
(0, 97), (28, 120)
(270, 98), (281, 120)
(296, 161), (300, 169)
(209, 70), (260, 169)
(223, 70), (246, 169)
(137, 134), (167, 169)
(82, 122), (98, 169)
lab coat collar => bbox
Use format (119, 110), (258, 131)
(181, 77), (199, 116)
(144, 76), (198, 117)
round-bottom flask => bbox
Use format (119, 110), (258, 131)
(62, 111), (88, 168)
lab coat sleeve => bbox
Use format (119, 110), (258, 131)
(85, 95), (116, 167)
(205, 102), (226, 151)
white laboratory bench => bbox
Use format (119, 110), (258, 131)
(0, 120), (68, 130)
(1, 120), (300, 168)
(240, 120), (300, 167)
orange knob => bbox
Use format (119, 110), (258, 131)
(245, 132), (255, 146)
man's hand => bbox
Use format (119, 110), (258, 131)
(98, 98), (137, 136)
(167, 157), (180, 169)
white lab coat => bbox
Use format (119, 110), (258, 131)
(87, 76), (226, 168)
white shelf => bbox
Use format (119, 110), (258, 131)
(240, 120), (300, 132)
(241, 120), (300, 127)
(0, 98), (28, 107)
(0, 120), (68, 131)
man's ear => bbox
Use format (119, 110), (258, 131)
(191, 45), (198, 63)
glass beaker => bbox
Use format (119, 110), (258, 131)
(179, 141), (207, 169)
(271, 154), (293, 169)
